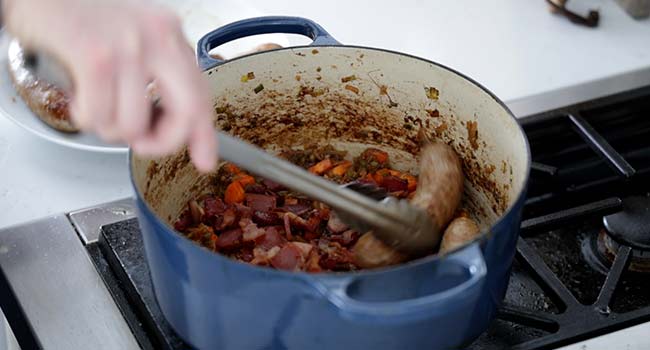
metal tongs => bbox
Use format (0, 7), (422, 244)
(22, 45), (439, 255)
(217, 133), (438, 255)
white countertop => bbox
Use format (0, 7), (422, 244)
(0, 1), (649, 349)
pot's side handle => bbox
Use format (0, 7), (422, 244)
(307, 243), (487, 324)
(196, 16), (341, 71)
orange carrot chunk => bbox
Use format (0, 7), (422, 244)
(401, 173), (418, 192)
(308, 158), (334, 175)
(225, 181), (245, 204)
(363, 148), (389, 164)
(329, 160), (353, 177)
(233, 174), (256, 187)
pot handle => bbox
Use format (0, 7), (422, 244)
(308, 243), (487, 324)
(196, 16), (341, 71)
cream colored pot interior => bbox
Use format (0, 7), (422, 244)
(132, 46), (529, 242)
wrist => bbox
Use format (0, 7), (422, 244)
(3, 0), (30, 34)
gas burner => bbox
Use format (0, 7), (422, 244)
(596, 196), (650, 273)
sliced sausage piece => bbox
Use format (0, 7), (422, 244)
(439, 217), (480, 254)
(409, 141), (464, 231)
(216, 228), (243, 250)
(258, 226), (286, 250)
(270, 244), (303, 271)
(353, 232), (407, 269)
(245, 194), (277, 212)
(353, 140), (464, 268)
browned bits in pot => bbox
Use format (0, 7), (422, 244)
(434, 122), (448, 137)
(341, 75), (357, 83)
(425, 86), (439, 100)
(298, 86), (326, 98)
(425, 109), (440, 118)
(311, 49), (319, 54)
(467, 120), (479, 150)
(295, 75), (301, 81)
(345, 85), (359, 94)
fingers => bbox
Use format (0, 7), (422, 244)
(70, 44), (119, 141)
(116, 38), (151, 143)
(189, 119), (218, 172)
(132, 17), (216, 171)
(63, 6), (217, 172)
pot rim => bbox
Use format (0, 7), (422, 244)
(128, 43), (532, 277)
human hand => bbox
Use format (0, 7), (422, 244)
(3, 0), (217, 171)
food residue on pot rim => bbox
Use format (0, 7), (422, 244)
(208, 81), (508, 217)
(425, 86), (439, 100)
(344, 85), (359, 94)
(426, 109), (440, 118)
(466, 120), (479, 150)
(240, 72), (255, 82)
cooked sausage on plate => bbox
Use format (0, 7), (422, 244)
(7, 40), (78, 133)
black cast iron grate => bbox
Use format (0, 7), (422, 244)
(470, 86), (650, 349)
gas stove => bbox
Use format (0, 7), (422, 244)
(1, 86), (650, 350)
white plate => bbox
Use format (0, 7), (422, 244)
(0, 1), (288, 154)
(0, 32), (127, 154)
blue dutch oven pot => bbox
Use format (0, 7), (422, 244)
(130, 16), (531, 350)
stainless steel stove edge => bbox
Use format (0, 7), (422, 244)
(69, 197), (137, 244)
(0, 199), (139, 350)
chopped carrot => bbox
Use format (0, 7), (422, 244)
(233, 174), (256, 187)
(377, 168), (401, 176)
(372, 172), (384, 185)
(328, 160), (353, 177)
(401, 173), (418, 192)
(373, 168), (401, 185)
(308, 158), (334, 175)
(223, 163), (241, 174)
(362, 173), (376, 184)
(363, 148), (389, 164)
(224, 181), (245, 204)
(208, 234), (218, 251)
